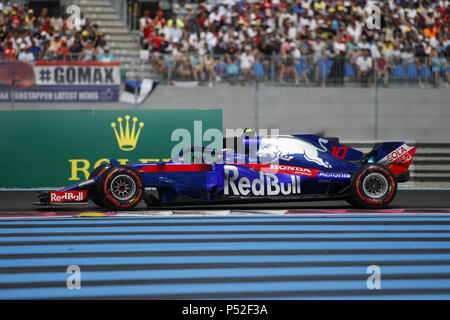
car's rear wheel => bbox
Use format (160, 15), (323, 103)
(96, 165), (144, 210)
(348, 164), (397, 209)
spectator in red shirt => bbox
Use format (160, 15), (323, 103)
(3, 40), (17, 60)
(151, 32), (163, 52)
(139, 10), (152, 33)
(10, 11), (21, 29)
(41, 17), (51, 33)
(142, 21), (154, 47)
(57, 40), (71, 61)
(153, 11), (166, 28)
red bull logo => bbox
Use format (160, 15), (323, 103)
(50, 191), (87, 203)
(224, 165), (301, 196)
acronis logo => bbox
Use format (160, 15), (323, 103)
(317, 172), (351, 179)
(111, 115), (144, 151)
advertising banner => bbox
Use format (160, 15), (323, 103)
(0, 61), (121, 102)
(0, 109), (222, 188)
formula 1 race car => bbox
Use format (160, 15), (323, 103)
(36, 134), (416, 209)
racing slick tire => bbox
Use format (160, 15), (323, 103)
(95, 165), (144, 210)
(88, 163), (111, 208)
(348, 164), (397, 209)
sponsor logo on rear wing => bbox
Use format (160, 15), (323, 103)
(378, 144), (417, 176)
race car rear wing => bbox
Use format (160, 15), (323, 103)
(367, 142), (417, 182)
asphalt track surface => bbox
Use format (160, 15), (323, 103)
(0, 190), (450, 300)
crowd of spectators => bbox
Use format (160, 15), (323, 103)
(0, 2), (114, 64)
(140, 0), (449, 87)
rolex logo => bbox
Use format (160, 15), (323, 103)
(111, 115), (144, 151)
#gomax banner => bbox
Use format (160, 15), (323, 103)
(0, 61), (121, 103)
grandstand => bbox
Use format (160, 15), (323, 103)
(134, 0), (449, 87)
(0, 0), (448, 87)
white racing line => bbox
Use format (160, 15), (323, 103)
(114, 209), (288, 217)
(114, 209), (450, 217)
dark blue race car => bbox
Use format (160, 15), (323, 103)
(36, 134), (416, 209)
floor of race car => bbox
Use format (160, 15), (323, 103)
(0, 189), (450, 214)
(0, 189), (450, 299)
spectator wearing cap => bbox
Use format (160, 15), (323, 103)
(93, 31), (105, 49)
(24, 9), (35, 31)
(383, 37), (393, 55)
(40, 37), (55, 61)
(41, 16), (51, 33)
(10, 10), (21, 29)
(98, 46), (114, 62)
(357, 36), (371, 51)
(131, 0), (446, 87)
(17, 43), (34, 63)
(139, 10), (152, 33)
(154, 11), (166, 27)
(0, 9), (7, 25)
(57, 39), (71, 61)
(50, 33), (62, 52)
(80, 29), (92, 47)
(167, 13), (183, 42)
(401, 45), (415, 66)
(141, 23), (154, 49)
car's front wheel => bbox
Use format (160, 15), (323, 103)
(88, 163), (110, 208)
(348, 164), (397, 209)
(95, 165), (144, 210)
